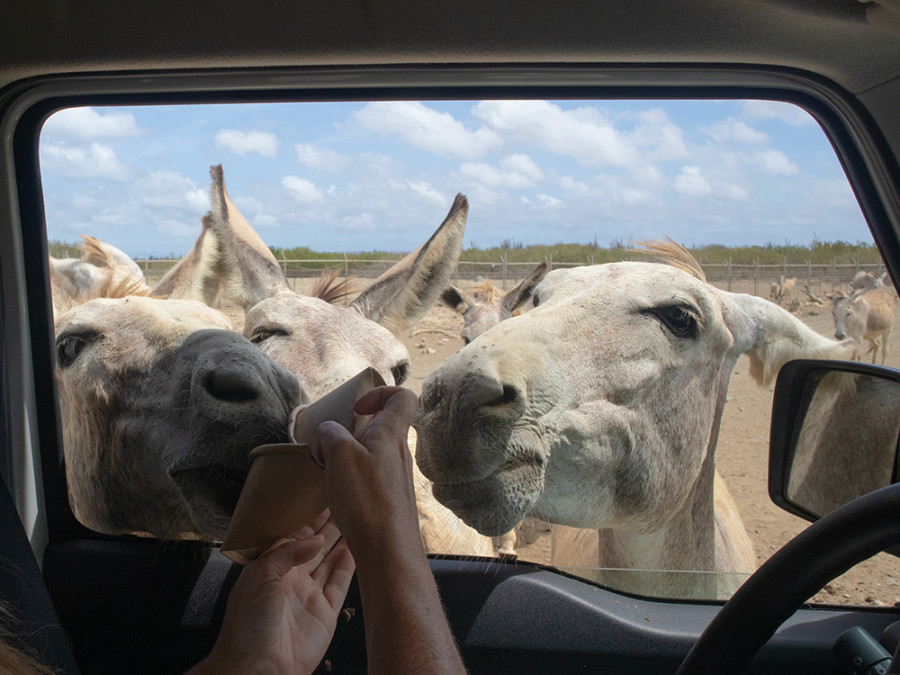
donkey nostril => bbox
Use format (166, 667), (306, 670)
(203, 370), (260, 403)
(498, 385), (518, 405)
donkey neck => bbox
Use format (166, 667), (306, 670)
(594, 378), (729, 598)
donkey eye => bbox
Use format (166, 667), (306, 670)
(645, 305), (698, 339)
(532, 293), (540, 307)
(391, 360), (411, 386)
(56, 332), (97, 367)
(249, 328), (288, 344)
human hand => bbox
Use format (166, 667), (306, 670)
(313, 386), (421, 565)
(189, 509), (355, 675)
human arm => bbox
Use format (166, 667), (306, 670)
(314, 386), (467, 675)
(187, 510), (355, 675)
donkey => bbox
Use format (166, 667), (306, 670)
(50, 235), (151, 316)
(54, 290), (302, 539)
(438, 262), (548, 555)
(440, 263), (548, 345)
(414, 241), (853, 598)
(829, 286), (895, 364)
(167, 165), (496, 557)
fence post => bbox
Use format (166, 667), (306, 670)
(502, 253), (508, 290)
(754, 258), (759, 296)
(807, 259), (812, 298)
(727, 257), (732, 292)
(548, 253), (553, 271)
(344, 253), (349, 277)
(832, 258), (837, 289)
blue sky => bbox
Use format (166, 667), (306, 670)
(38, 99), (871, 259)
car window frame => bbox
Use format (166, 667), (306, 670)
(3, 61), (900, 582)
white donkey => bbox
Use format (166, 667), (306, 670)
(160, 165), (496, 557)
(440, 263), (548, 345)
(50, 235), (151, 316)
(414, 241), (853, 599)
(439, 263), (548, 556)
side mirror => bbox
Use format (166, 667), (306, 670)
(769, 359), (900, 523)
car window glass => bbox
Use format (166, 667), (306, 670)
(40, 99), (895, 605)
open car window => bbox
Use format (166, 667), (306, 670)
(40, 99), (896, 605)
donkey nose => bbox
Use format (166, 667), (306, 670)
(835, 329), (846, 340)
(201, 364), (262, 403)
(462, 371), (522, 410)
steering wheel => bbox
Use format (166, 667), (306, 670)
(676, 482), (900, 675)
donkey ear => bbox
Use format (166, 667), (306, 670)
(500, 261), (548, 313)
(440, 286), (472, 314)
(206, 164), (292, 309)
(151, 216), (218, 302)
(724, 292), (854, 387)
(351, 194), (468, 333)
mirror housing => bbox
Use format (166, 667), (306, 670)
(769, 359), (900, 523)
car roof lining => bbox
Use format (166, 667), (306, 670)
(1, 1), (899, 95)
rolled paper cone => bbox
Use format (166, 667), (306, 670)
(221, 367), (387, 564)
(288, 366), (387, 450)
(220, 444), (326, 565)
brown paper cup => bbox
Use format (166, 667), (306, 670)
(288, 366), (387, 450)
(220, 444), (326, 565)
(220, 367), (386, 564)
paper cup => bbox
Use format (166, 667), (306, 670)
(220, 367), (386, 564)
(289, 366), (387, 450)
(220, 444), (325, 565)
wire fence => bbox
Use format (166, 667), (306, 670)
(135, 255), (889, 297)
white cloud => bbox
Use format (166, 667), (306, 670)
(756, 149), (799, 175)
(704, 119), (768, 144)
(473, 100), (640, 168)
(459, 154), (544, 189)
(354, 102), (502, 159)
(295, 143), (350, 172)
(282, 176), (324, 203)
(741, 100), (815, 127)
(629, 108), (689, 160)
(43, 107), (140, 140)
(536, 193), (563, 208)
(138, 171), (209, 214)
(719, 184), (749, 200)
(215, 129), (280, 157)
(41, 142), (132, 180)
(406, 180), (446, 206)
(253, 214), (281, 229)
(560, 176), (589, 192)
(618, 187), (653, 204)
(156, 218), (199, 238)
(675, 166), (712, 196)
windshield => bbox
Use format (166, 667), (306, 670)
(40, 99), (895, 605)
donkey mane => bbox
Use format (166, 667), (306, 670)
(99, 273), (152, 300)
(311, 268), (359, 304)
(472, 279), (501, 304)
(79, 235), (116, 267)
(631, 238), (706, 282)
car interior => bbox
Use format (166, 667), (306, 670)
(3, 2), (900, 674)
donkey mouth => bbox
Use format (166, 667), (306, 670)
(431, 459), (544, 536)
(170, 466), (248, 520)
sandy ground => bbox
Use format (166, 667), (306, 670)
(393, 278), (900, 607)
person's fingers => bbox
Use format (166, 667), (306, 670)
(251, 535), (324, 579)
(316, 540), (357, 610)
(295, 516), (344, 572)
(278, 508), (331, 543)
(353, 386), (418, 421)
